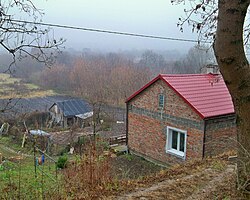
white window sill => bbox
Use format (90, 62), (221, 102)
(167, 149), (185, 159)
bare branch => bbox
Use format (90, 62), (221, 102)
(0, 0), (65, 115)
(174, 0), (218, 43)
(0, 0), (65, 70)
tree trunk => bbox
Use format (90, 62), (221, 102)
(214, 0), (250, 195)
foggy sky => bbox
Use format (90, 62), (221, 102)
(32, 0), (198, 52)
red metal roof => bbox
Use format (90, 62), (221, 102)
(126, 74), (235, 119)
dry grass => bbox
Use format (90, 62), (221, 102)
(52, 149), (246, 200)
(107, 151), (245, 200)
(0, 73), (56, 99)
(61, 143), (115, 200)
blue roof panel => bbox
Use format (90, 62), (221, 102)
(56, 99), (92, 117)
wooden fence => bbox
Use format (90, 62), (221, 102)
(109, 134), (126, 146)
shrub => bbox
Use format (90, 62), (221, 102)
(56, 155), (68, 169)
(62, 144), (114, 199)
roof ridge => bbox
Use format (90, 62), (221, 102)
(160, 73), (221, 77)
(56, 99), (79, 103)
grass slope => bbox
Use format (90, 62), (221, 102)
(0, 137), (59, 199)
(0, 73), (56, 99)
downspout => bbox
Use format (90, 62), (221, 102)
(63, 102), (65, 128)
(125, 102), (129, 146)
(202, 119), (207, 158)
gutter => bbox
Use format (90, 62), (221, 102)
(125, 102), (129, 147)
(204, 113), (235, 121)
(202, 119), (207, 158)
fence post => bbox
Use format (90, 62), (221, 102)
(33, 141), (37, 178)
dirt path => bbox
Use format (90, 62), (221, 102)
(115, 164), (236, 200)
(0, 143), (32, 157)
(186, 166), (235, 200)
(50, 130), (87, 145)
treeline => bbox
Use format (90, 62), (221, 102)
(0, 46), (215, 106)
(36, 52), (167, 105)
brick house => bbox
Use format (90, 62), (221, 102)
(126, 74), (236, 165)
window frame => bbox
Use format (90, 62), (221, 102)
(158, 93), (165, 109)
(166, 126), (187, 159)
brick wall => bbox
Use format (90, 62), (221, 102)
(204, 115), (237, 157)
(128, 79), (204, 165)
(131, 80), (202, 122)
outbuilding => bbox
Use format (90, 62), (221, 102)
(49, 99), (92, 128)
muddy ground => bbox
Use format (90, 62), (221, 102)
(111, 154), (165, 180)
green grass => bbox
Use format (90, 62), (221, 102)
(0, 73), (21, 84)
(0, 136), (61, 199)
(25, 83), (40, 90)
(0, 136), (30, 155)
(0, 73), (56, 99)
(0, 157), (60, 199)
(0, 145), (18, 158)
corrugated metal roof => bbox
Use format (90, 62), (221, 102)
(52, 99), (92, 117)
(126, 74), (235, 119)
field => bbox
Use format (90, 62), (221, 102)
(0, 73), (55, 99)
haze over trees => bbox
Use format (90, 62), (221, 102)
(0, 46), (214, 106)
(174, 45), (216, 73)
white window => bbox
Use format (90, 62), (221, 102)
(166, 126), (187, 158)
(158, 94), (165, 109)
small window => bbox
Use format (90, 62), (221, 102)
(166, 126), (187, 158)
(158, 94), (165, 109)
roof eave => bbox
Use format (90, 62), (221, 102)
(48, 103), (56, 111)
(125, 74), (162, 103)
(125, 74), (205, 119)
(203, 112), (236, 120)
(126, 74), (234, 121)
(159, 75), (205, 119)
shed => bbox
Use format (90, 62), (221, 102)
(49, 99), (92, 128)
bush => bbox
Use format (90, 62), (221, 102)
(62, 144), (113, 199)
(96, 140), (110, 151)
(56, 155), (68, 169)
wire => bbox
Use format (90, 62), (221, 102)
(10, 19), (209, 44)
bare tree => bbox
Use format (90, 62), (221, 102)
(173, 0), (250, 195)
(138, 50), (168, 72)
(63, 55), (151, 105)
(0, 0), (65, 117)
(174, 45), (216, 73)
(0, 0), (65, 72)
